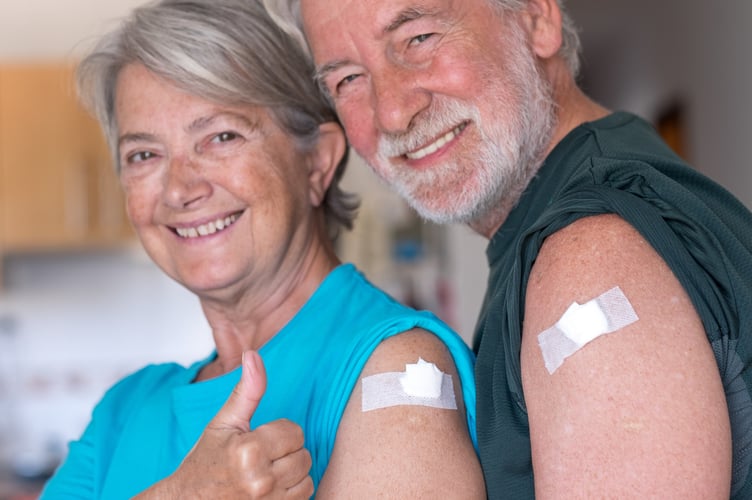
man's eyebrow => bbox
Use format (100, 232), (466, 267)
(314, 7), (440, 86)
(314, 59), (350, 87)
(384, 7), (438, 34)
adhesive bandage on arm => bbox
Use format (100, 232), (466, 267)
(537, 286), (639, 374)
(361, 358), (457, 412)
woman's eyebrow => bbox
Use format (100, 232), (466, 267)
(118, 131), (158, 149)
(186, 112), (259, 133)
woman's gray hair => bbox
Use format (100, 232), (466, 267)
(263, 0), (582, 77)
(78, 0), (359, 238)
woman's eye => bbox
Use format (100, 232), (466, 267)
(126, 150), (156, 164)
(212, 131), (239, 143)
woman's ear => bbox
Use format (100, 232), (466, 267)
(522, 0), (563, 60)
(307, 121), (347, 207)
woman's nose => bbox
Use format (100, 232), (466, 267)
(163, 155), (212, 209)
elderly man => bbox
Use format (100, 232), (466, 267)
(265, 0), (752, 498)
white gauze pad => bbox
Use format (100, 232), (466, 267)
(361, 358), (457, 412)
(537, 286), (639, 374)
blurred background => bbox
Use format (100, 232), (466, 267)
(1, 0), (751, 497)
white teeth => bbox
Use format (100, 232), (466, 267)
(406, 123), (466, 160)
(176, 214), (238, 239)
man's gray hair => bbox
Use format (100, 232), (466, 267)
(78, 0), (358, 237)
(263, 0), (582, 77)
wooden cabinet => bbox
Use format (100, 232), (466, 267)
(0, 63), (132, 254)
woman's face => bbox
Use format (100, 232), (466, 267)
(114, 63), (324, 298)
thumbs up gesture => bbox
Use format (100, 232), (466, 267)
(135, 351), (314, 499)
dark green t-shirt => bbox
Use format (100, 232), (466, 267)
(473, 112), (752, 499)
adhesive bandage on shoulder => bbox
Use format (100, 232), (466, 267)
(361, 358), (457, 412)
(537, 286), (639, 374)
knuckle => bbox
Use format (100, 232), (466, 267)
(301, 449), (312, 471)
(280, 419), (305, 443)
(247, 475), (275, 497)
(238, 439), (266, 468)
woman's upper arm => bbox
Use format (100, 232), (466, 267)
(520, 214), (731, 499)
(317, 328), (485, 499)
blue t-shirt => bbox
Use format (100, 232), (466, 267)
(42, 264), (477, 499)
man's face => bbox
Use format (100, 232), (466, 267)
(302, 0), (555, 229)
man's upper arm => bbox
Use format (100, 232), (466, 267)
(521, 213), (732, 498)
(317, 328), (485, 498)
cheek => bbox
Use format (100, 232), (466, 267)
(121, 183), (153, 228)
(337, 100), (379, 160)
(430, 49), (488, 99)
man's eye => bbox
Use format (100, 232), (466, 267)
(336, 74), (361, 92)
(409, 33), (434, 46)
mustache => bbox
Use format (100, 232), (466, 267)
(376, 100), (479, 159)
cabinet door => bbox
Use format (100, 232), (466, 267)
(78, 96), (133, 245)
(0, 63), (131, 251)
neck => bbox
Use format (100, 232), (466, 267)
(197, 228), (340, 380)
(470, 64), (610, 239)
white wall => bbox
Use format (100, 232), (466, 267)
(0, 1), (146, 61)
(683, 1), (752, 203)
(0, 251), (212, 477)
(569, 0), (752, 207)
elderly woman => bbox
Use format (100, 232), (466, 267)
(40, 0), (484, 498)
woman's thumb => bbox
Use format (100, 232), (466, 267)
(210, 350), (267, 432)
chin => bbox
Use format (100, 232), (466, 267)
(169, 268), (235, 296)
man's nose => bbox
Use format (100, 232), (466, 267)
(371, 66), (431, 134)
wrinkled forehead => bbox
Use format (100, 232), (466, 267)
(300, 0), (450, 63)
(299, 0), (369, 66)
(299, 0), (380, 39)
(299, 0), (487, 45)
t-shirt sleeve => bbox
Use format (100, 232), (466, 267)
(38, 362), (184, 498)
(39, 417), (99, 499)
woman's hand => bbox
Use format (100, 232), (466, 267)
(136, 351), (313, 499)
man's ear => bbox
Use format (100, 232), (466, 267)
(307, 121), (347, 207)
(522, 0), (563, 60)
